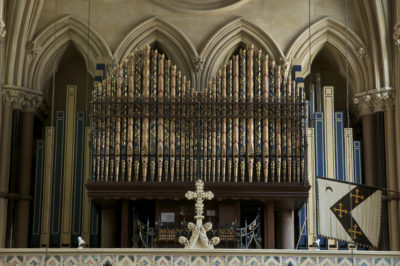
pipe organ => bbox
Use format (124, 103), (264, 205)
(31, 44), (310, 249)
(90, 45), (306, 183)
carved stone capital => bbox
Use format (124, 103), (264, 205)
(353, 87), (395, 118)
(2, 87), (43, 112)
(352, 94), (373, 117)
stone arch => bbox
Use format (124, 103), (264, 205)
(27, 15), (112, 94)
(114, 17), (198, 86)
(200, 18), (284, 90)
(286, 17), (372, 94)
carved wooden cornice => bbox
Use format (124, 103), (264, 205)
(352, 87), (395, 118)
(1, 86), (43, 112)
(86, 181), (310, 210)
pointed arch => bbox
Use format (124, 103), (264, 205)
(114, 17), (197, 85)
(27, 15), (112, 94)
(200, 18), (284, 89)
(286, 17), (372, 94)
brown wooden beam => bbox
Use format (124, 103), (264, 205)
(264, 202), (274, 249)
(86, 181), (310, 211)
(120, 200), (129, 248)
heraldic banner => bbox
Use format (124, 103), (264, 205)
(317, 177), (382, 248)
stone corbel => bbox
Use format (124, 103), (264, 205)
(358, 47), (368, 60)
(0, 19), (5, 39)
(193, 56), (204, 73)
(26, 41), (41, 58)
(2, 87), (43, 112)
(393, 23), (400, 47)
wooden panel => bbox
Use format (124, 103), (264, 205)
(121, 200), (129, 248)
(219, 201), (240, 226)
(264, 202), (274, 249)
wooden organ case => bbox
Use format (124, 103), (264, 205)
(86, 45), (310, 248)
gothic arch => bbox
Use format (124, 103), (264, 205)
(200, 18), (284, 90)
(286, 17), (372, 94)
(114, 17), (197, 85)
(26, 15), (112, 94)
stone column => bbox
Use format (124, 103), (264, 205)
(393, 21), (400, 251)
(382, 92), (399, 251)
(0, 88), (42, 247)
(276, 209), (294, 249)
(14, 93), (42, 247)
(354, 94), (379, 186)
(0, 96), (13, 248)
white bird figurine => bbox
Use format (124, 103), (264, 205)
(313, 239), (320, 250)
(78, 236), (87, 249)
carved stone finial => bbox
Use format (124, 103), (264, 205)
(179, 179), (220, 249)
(193, 56), (204, 73)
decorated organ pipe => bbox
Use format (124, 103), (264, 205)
(91, 45), (306, 183)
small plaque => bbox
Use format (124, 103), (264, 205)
(206, 210), (215, 216)
(161, 212), (175, 223)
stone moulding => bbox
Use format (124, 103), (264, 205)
(152, 0), (250, 14)
(0, 248), (399, 266)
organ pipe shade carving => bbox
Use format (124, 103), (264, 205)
(90, 45), (306, 183)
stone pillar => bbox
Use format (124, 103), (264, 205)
(354, 94), (379, 186)
(0, 88), (42, 248)
(14, 111), (35, 247)
(382, 93), (399, 251)
(263, 202), (274, 249)
(0, 99), (13, 248)
(276, 209), (294, 249)
(355, 89), (399, 251)
(101, 208), (118, 248)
